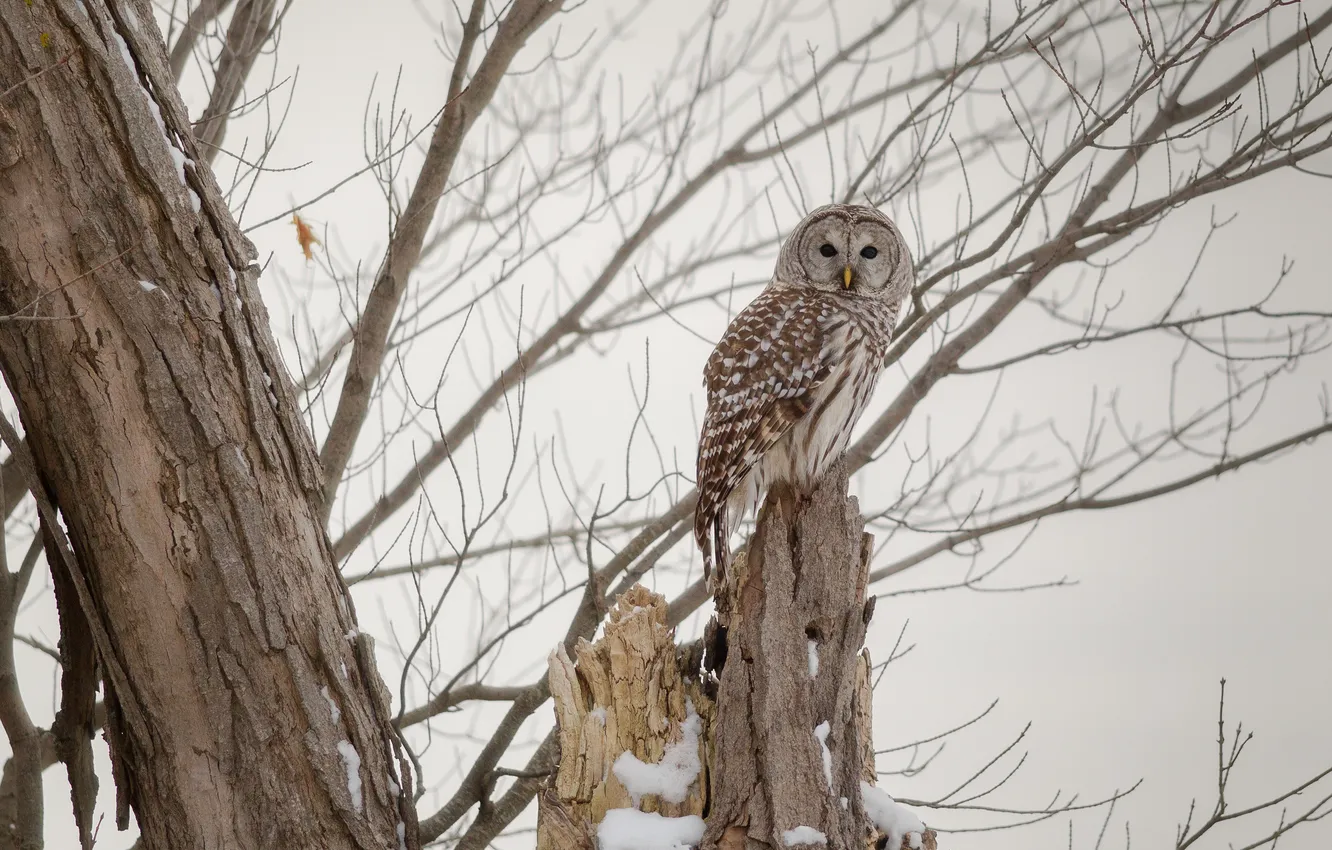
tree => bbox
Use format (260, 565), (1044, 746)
(1, 0), (1330, 848)
(0, 1), (416, 847)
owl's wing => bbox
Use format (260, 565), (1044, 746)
(694, 286), (846, 575)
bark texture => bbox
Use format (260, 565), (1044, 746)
(540, 586), (712, 849)
(702, 463), (873, 849)
(0, 2), (414, 847)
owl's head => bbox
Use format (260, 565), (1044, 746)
(775, 203), (913, 302)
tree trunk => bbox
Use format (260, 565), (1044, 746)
(702, 464), (874, 849)
(538, 466), (936, 850)
(0, 3), (415, 848)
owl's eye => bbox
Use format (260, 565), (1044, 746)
(860, 246), (879, 259)
(819, 244), (837, 258)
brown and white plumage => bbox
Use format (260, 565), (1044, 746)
(694, 204), (914, 578)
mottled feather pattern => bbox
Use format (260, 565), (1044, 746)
(694, 285), (899, 577)
(695, 285), (836, 573)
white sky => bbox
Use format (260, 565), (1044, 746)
(8, 1), (1331, 848)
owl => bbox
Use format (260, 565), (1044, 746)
(694, 203), (914, 579)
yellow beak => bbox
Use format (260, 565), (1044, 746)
(842, 266), (853, 289)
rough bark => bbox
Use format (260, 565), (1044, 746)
(0, 2), (415, 848)
(702, 463), (873, 849)
(539, 586), (713, 849)
(46, 517), (100, 850)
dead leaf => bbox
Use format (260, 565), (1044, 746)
(292, 213), (320, 261)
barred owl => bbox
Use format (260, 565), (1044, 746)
(694, 204), (914, 578)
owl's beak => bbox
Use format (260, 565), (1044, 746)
(842, 266), (853, 290)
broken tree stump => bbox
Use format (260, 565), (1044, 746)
(539, 586), (713, 850)
(538, 463), (936, 850)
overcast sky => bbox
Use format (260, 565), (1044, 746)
(8, 1), (1331, 848)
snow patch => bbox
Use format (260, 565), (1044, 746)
(588, 706), (607, 724)
(167, 145), (189, 186)
(783, 826), (827, 846)
(396, 822), (407, 850)
(597, 809), (704, 850)
(112, 30), (135, 75)
(321, 686), (340, 724)
(807, 639), (819, 678)
(138, 280), (157, 292)
(336, 740), (362, 812)
(188, 186), (202, 213)
(813, 722), (832, 792)
(112, 31), (165, 144)
(861, 782), (925, 850)
(612, 701), (701, 805)
(110, 30), (193, 195)
(345, 628), (360, 641)
(143, 91), (166, 137)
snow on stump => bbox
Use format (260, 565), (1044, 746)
(539, 585), (712, 850)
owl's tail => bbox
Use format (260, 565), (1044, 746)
(693, 495), (729, 583)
